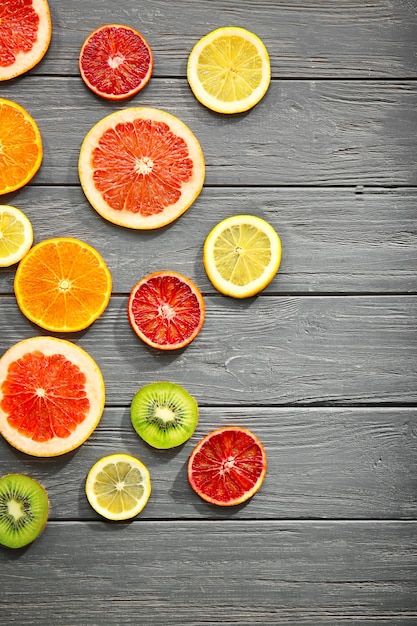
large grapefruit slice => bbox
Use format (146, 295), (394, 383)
(188, 426), (267, 506)
(79, 24), (153, 100)
(0, 0), (52, 81)
(128, 271), (205, 350)
(0, 337), (105, 457)
(78, 107), (205, 229)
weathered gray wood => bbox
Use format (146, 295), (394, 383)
(29, 0), (417, 78)
(1, 408), (416, 520)
(2, 186), (417, 294)
(1, 521), (416, 624)
(0, 296), (416, 405)
(2, 78), (417, 186)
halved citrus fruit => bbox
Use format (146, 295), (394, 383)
(128, 271), (205, 350)
(203, 214), (282, 298)
(85, 453), (151, 521)
(187, 26), (271, 114)
(0, 205), (33, 267)
(188, 426), (267, 507)
(79, 24), (153, 100)
(0, 98), (43, 195)
(78, 107), (205, 229)
(0, 0), (52, 81)
(14, 237), (112, 332)
(0, 336), (105, 457)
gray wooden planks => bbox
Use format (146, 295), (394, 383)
(1, 186), (417, 294)
(1, 521), (416, 624)
(1, 408), (416, 520)
(2, 78), (417, 186)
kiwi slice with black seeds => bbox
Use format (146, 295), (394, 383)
(131, 382), (198, 449)
(0, 474), (49, 549)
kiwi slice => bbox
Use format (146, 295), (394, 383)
(131, 382), (198, 449)
(0, 474), (49, 549)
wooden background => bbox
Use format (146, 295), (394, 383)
(1, 1), (417, 623)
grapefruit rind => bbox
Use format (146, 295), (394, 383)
(78, 107), (205, 230)
(0, 0), (52, 81)
(127, 271), (205, 350)
(188, 426), (267, 507)
(79, 24), (154, 101)
(0, 337), (105, 457)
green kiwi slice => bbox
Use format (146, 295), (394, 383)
(131, 382), (198, 449)
(0, 474), (49, 549)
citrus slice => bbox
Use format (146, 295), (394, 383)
(188, 426), (267, 506)
(187, 26), (271, 114)
(128, 271), (205, 350)
(0, 336), (105, 457)
(78, 107), (205, 230)
(79, 24), (153, 100)
(85, 453), (151, 521)
(203, 214), (282, 298)
(0, 98), (43, 195)
(14, 237), (112, 333)
(0, 0), (52, 81)
(0, 205), (33, 267)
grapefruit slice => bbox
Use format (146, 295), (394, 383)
(0, 98), (43, 195)
(0, 337), (105, 457)
(14, 237), (112, 333)
(79, 24), (153, 100)
(0, 0), (52, 81)
(78, 107), (205, 229)
(128, 271), (205, 350)
(188, 426), (267, 506)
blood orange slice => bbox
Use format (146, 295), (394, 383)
(128, 271), (205, 350)
(79, 24), (153, 100)
(78, 107), (205, 229)
(0, 0), (52, 81)
(0, 337), (105, 457)
(188, 426), (267, 506)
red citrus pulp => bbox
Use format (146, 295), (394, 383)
(188, 426), (267, 506)
(128, 271), (205, 350)
(79, 24), (153, 100)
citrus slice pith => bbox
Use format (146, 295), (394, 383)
(203, 214), (282, 298)
(0, 337), (105, 457)
(128, 271), (205, 350)
(0, 98), (42, 195)
(14, 237), (112, 332)
(78, 107), (205, 230)
(0, 0), (52, 81)
(79, 24), (153, 100)
(187, 26), (271, 114)
(0, 205), (33, 267)
(85, 453), (151, 521)
(188, 426), (267, 507)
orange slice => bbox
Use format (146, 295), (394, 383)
(79, 24), (153, 100)
(0, 337), (105, 457)
(188, 426), (267, 506)
(0, 98), (42, 195)
(128, 271), (205, 350)
(0, 0), (52, 81)
(14, 237), (112, 332)
(78, 107), (205, 229)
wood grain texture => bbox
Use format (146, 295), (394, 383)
(2, 78), (417, 186)
(35, 0), (417, 78)
(1, 296), (416, 405)
(1, 408), (416, 520)
(1, 186), (417, 294)
(1, 521), (416, 625)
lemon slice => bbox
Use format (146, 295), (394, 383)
(203, 214), (282, 298)
(0, 205), (33, 267)
(187, 26), (271, 114)
(85, 454), (151, 521)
